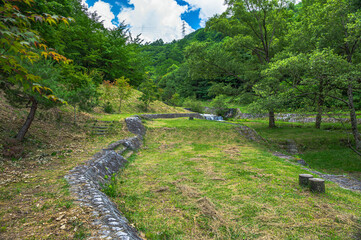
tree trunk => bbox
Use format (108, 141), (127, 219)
(16, 97), (38, 141)
(347, 84), (361, 150)
(73, 105), (77, 125)
(269, 110), (276, 128)
(315, 91), (324, 129)
(315, 98), (323, 129)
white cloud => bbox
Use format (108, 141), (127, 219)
(118, 0), (194, 42)
(88, 0), (117, 29)
(184, 0), (227, 27)
(82, 0), (227, 42)
(81, 0), (88, 8)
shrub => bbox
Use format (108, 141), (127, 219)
(103, 102), (114, 113)
(211, 95), (228, 117)
(170, 93), (183, 106)
(183, 97), (204, 113)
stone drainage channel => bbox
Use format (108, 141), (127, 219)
(65, 113), (204, 239)
(65, 114), (361, 240)
(65, 117), (146, 240)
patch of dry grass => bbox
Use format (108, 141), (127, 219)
(0, 94), (134, 239)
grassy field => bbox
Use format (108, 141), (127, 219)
(236, 120), (361, 179)
(112, 118), (361, 239)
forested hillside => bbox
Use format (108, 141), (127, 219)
(3, 0), (361, 146)
(142, 0), (361, 150)
(140, 29), (225, 102)
(1, 0), (361, 239)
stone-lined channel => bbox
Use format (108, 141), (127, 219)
(65, 117), (146, 239)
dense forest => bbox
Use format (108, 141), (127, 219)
(2, 0), (361, 149)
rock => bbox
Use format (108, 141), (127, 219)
(56, 214), (65, 221)
(297, 158), (308, 166)
(121, 136), (142, 151)
(125, 117), (146, 137)
(278, 139), (299, 155)
(273, 152), (294, 160)
(224, 108), (238, 118)
(237, 126), (265, 142)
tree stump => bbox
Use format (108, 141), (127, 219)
(309, 178), (325, 193)
(189, 117), (194, 120)
(299, 174), (313, 186)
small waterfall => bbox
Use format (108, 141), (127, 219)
(201, 114), (224, 121)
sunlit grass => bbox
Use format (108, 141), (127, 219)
(238, 120), (361, 176)
(112, 118), (361, 239)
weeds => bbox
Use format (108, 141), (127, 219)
(101, 173), (118, 198)
(72, 220), (90, 240)
(56, 200), (73, 209)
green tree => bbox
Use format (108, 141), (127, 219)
(115, 77), (132, 112)
(138, 75), (157, 111)
(59, 64), (98, 123)
(185, 40), (246, 83)
(264, 50), (349, 128)
(185, 38), (255, 103)
(206, 0), (293, 127)
(0, 0), (71, 141)
(288, 0), (361, 149)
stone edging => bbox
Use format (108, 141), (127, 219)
(65, 117), (146, 240)
(138, 113), (204, 119)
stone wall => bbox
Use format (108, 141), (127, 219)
(65, 117), (145, 240)
(236, 112), (361, 123)
(139, 113), (204, 119)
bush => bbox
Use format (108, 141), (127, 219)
(183, 97), (204, 113)
(211, 95), (228, 117)
(103, 102), (114, 113)
(170, 93), (183, 106)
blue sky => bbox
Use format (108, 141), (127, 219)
(81, 0), (227, 42)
